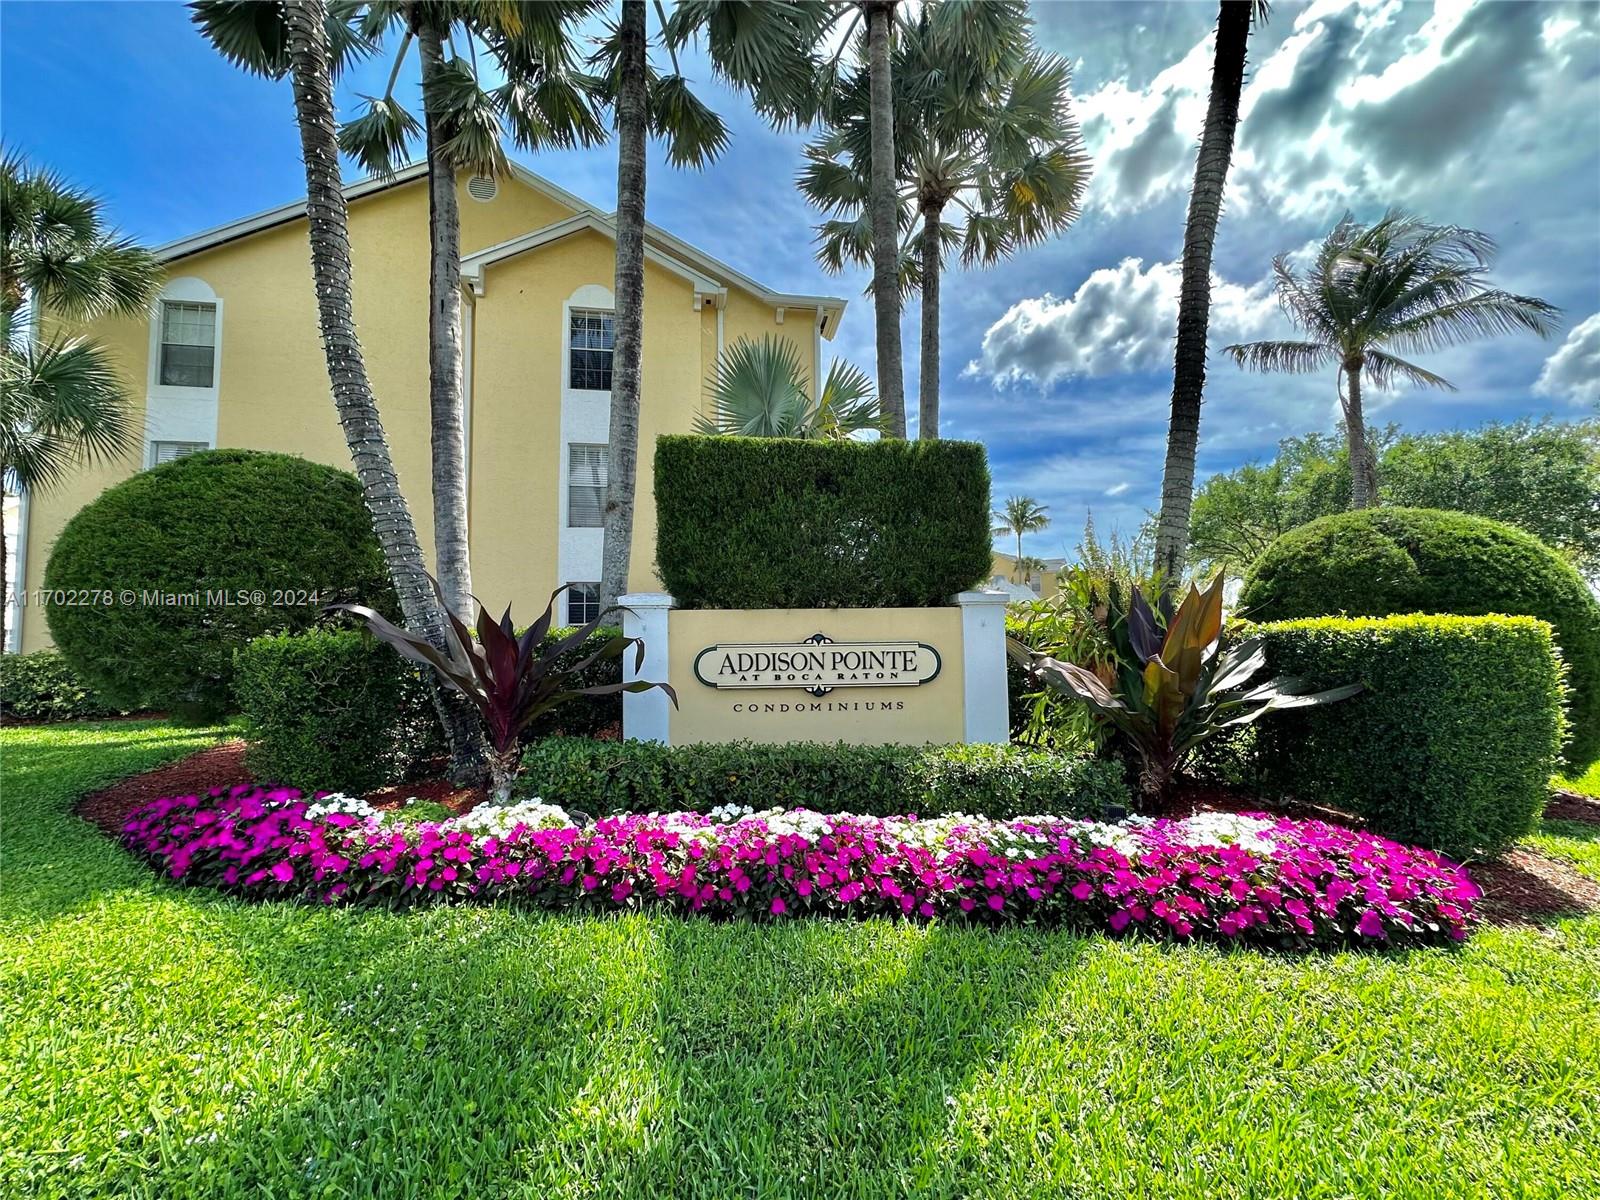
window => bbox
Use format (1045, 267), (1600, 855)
(566, 583), (601, 626)
(568, 444), (607, 527)
(148, 440), (208, 467)
(158, 301), (218, 388)
(568, 309), (614, 390)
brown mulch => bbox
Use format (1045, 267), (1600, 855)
(1546, 790), (1600, 824)
(75, 740), (487, 836)
(1470, 849), (1600, 927)
(77, 741), (253, 835)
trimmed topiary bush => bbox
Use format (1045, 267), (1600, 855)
(0, 650), (127, 722)
(654, 435), (993, 609)
(517, 737), (1130, 820)
(1241, 507), (1600, 770)
(234, 629), (422, 795)
(44, 450), (394, 719)
(1253, 614), (1565, 858)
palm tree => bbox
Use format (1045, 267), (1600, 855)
(191, 0), (484, 775)
(669, 1), (911, 438)
(799, 0), (1089, 439)
(694, 335), (880, 439)
(1013, 554), (1050, 589)
(592, 0), (728, 610)
(335, 1), (606, 621)
(1226, 213), (1560, 506)
(1, 152), (162, 633)
(1152, 0), (1265, 586)
(993, 495), (1050, 569)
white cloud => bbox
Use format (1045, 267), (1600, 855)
(1066, 0), (1600, 220)
(1105, 482), (1132, 496)
(963, 257), (1280, 389)
(1535, 312), (1600, 405)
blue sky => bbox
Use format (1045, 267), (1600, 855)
(4, 0), (1598, 559)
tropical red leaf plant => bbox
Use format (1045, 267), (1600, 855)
(1010, 574), (1361, 812)
(330, 577), (676, 802)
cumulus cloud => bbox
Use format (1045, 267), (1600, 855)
(1535, 313), (1600, 405)
(963, 257), (1279, 389)
(1066, 0), (1599, 218)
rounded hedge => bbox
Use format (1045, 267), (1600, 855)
(45, 449), (394, 718)
(1241, 507), (1600, 770)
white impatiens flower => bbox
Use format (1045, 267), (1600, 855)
(1170, 812), (1276, 853)
(305, 794), (381, 822)
(445, 799), (575, 837)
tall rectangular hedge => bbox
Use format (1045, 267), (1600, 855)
(654, 435), (992, 608)
(1253, 614), (1565, 858)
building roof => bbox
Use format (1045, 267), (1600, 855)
(152, 161), (847, 334)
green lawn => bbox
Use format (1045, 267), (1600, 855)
(4, 721), (1599, 1200)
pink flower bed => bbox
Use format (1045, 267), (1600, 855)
(120, 788), (1480, 948)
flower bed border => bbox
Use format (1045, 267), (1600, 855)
(120, 788), (1479, 949)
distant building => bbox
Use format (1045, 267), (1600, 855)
(990, 552), (1068, 600)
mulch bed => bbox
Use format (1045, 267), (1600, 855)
(1546, 789), (1600, 824)
(75, 741), (487, 836)
(74, 745), (1600, 928)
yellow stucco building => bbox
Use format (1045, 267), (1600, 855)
(10, 164), (845, 651)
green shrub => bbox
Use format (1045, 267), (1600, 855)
(518, 737), (1130, 820)
(44, 449), (394, 720)
(234, 629), (417, 795)
(1253, 614), (1565, 858)
(232, 623), (623, 795)
(654, 435), (992, 608)
(0, 650), (127, 722)
(1241, 507), (1600, 770)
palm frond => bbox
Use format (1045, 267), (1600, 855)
(648, 73), (729, 169)
(338, 96), (423, 178)
(1361, 350), (1456, 391)
(1223, 340), (1335, 374)
(1, 335), (139, 492)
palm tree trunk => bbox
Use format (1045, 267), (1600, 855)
(283, 0), (484, 779)
(1, 480), (9, 647)
(866, 0), (906, 439)
(600, 0), (648, 611)
(1343, 358), (1378, 507)
(918, 201), (941, 440)
(417, 21), (473, 623)
(1153, 0), (1253, 586)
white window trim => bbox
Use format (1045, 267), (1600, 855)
(559, 286), (614, 592)
(146, 278), (223, 404)
(564, 582), (601, 627)
(146, 439), (211, 469)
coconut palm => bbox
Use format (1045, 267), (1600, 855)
(1, 153), (163, 630)
(799, 0), (1089, 439)
(1153, 0), (1266, 585)
(332, 1), (606, 621)
(993, 495), (1050, 568)
(590, 0), (728, 609)
(191, 0), (484, 774)
(694, 335), (880, 439)
(669, 1), (912, 438)
(1225, 213), (1561, 507)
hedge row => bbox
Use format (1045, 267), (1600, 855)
(1242, 507), (1600, 770)
(1253, 613), (1565, 858)
(654, 435), (993, 609)
(517, 737), (1131, 821)
(0, 650), (128, 722)
(233, 626), (624, 794)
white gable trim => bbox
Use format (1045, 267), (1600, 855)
(461, 212), (726, 305)
(149, 159), (846, 333)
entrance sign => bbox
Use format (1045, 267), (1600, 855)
(693, 634), (941, 695)
(620, 593), (1009, 748)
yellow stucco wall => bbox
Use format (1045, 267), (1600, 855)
(990, 552), (1061, 599)
(667, 607), (966, 746)
(18, 172), (829, 650)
